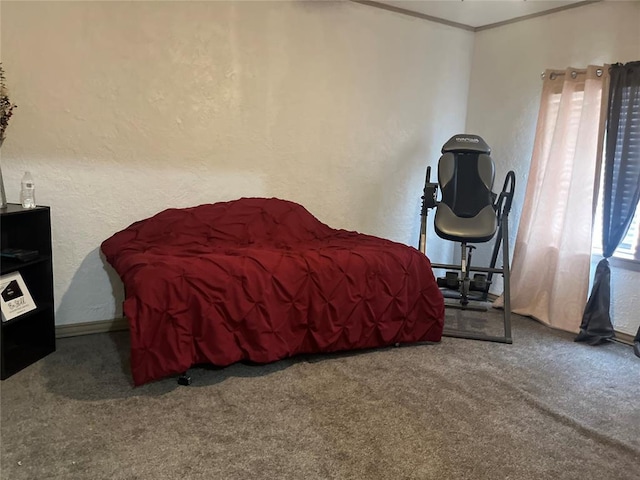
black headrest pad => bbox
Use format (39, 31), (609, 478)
(441, 134), (491, 155)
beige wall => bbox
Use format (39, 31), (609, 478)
(466, 1), (640, 335)
(0, 1), (473, 325)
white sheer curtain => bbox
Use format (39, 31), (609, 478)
(506, 66), (609, 333)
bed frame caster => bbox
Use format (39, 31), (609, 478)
(177, 372), (192, 386)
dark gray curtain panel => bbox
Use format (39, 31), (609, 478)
(577, 61), (640, 346)
(602, 62), (640, 258)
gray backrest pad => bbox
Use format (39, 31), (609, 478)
(438, 152), (495, 219)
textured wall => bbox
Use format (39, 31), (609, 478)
(0, 1), (473, 325)
(466, 1), (640, 335)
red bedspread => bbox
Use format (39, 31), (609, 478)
(101, 198), (444, 385)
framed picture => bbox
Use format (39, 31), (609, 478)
(1, 272), (37, 322)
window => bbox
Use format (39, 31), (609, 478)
(591, 64), (640, 265)
(617, 207), (640, 260)
(593, 185), (640, 262)
(542, 85), (639, 263)
(542, 90), (638, 262)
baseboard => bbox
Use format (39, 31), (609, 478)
(462, 293), (635, 346)
(613, 331), (635, 346)
(55, 318), (129, 339)
(54, 314), (636, 345)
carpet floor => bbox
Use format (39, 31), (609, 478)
(1, 312), (638, 480)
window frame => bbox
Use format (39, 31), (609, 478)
(592, 191), (640, 267)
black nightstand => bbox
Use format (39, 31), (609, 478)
(1, 204), (56, 379)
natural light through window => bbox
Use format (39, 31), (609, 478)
(592, 178), (640, 261)
(591, 77), (640, 263)
(546, 90), (639, 263)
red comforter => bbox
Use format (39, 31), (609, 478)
(101, 198), (444, 385)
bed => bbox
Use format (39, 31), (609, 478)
(101, 197), (445, 385)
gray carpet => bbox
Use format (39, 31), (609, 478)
(1, 312), (639, 480)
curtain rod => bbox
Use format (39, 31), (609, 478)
(541, 68), (603, 80)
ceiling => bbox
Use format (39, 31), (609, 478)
(370, 0), (594, 30)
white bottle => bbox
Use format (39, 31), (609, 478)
(20, 171), (36, 209)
